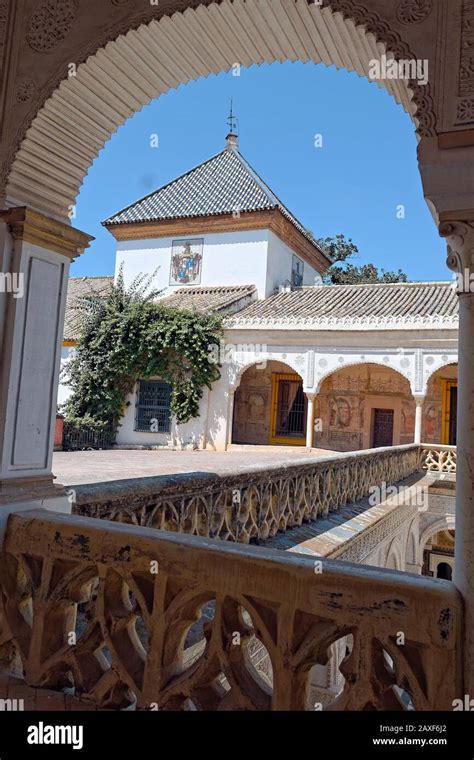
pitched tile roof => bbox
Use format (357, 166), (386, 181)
(225, 281), (459, 330)
(63, 276), (113, 341)
(63, 281), (256, 341)
(102, 146), (325, 255)
(160, 285), (257, 315)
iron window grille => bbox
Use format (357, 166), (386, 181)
(134, 380), (172, 433)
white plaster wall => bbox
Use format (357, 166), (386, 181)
(115, 230), (270, 299)
(57, 346), (74, 408)
(266, 231), (319, 295)
(115, 380), (209, 448)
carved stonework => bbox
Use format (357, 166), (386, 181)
(0, 0), (7, 59)
(0, 506), (461, 711)
(334, 503), (416, 563)
(440, 220), (474, 274)
(15, 78), (35, 103)
(459, 0), (474, 96)
(422, 444), (457, 473)
(396, 0), (433, 25)
(26, 0), (78, 53)
(457, 98), (474, 123)
(456, 0), (474, 123)
(324, 0), (437, 137)
(72, 446), (423, 541)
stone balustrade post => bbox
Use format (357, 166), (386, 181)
(442, 217), (474, 696)
(0, 207), (93, 539)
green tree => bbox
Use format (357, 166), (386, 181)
(318, 234), (408, 285)
(63, 268), (223, 430)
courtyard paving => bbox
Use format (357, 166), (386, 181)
(52, 445), (336, 486)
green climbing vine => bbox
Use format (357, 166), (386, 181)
(62, 269), (223, 431)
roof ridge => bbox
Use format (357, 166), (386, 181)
(69, 275), (114, 281)
(170, 284), (255, 293)
(233, 149), (321, 245)
(302, 280), (454, 290)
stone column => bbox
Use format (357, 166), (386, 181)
(414, 395), (425, 444)
(305, 392), (316, 449)
(442, 218), (474, 695)
(0, 207), (93, 537)
(226, 388), (236, 450)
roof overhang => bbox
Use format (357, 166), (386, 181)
(103, 208), (331, 275)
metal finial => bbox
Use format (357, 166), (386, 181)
(227, 99), (237, 134)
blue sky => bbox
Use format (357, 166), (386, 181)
(72, 61), (449, 282)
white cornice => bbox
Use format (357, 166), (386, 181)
(224, 315), (459, 332)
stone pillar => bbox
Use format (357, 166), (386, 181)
(414, 395), (424, 444)
(305, 392), (316, 449)
(0, 207), (93, 537)
(226, 388), (236, 450)
(442, 218), (474, 695)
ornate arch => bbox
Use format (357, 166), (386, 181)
(405, 517), (419, 565)
(0, 0), (438, 219)
(423, 360), (458, 395)
(419, 515), (456, 557)
(315, 359), (413, 394)
(230, 356), (305, 393)
(385, 536), (405, 571)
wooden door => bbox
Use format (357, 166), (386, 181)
(372, 409), (394, 448)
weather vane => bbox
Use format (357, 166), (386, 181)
(227, 99), (238, 134)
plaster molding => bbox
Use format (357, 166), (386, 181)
(0, 206), (94, 260)
(225, 314), (459, 331)
(441, 219), (474, 274)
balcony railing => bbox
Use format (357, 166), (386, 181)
(422, 444), (457, 474)
(73, 444), (423, 542)
(0, 509), (462, 711)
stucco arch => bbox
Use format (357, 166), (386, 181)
(3, 0), (436, 221)
(386, 537), (404, 571)
(405, 518), (419, 566)
(419, 516), (456, 560)
(422, 360), (458, 396)
(230, 355), (306, 393)
(315, 360), (413, 394)
(231, 359), (306, 446)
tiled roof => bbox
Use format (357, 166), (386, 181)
(160, 285), (256, 315)
(63, 276), (113, 341)
(225, 281), (459, 330)
(102, 146), (325, 255)
(63, 281), (256, 340)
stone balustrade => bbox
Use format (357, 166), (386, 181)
(422, 444), (457, 474)
(72, 445), (423, 543)
(0, 509), (461, 711)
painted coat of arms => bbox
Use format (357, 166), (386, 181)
(170, 239), (203, 285)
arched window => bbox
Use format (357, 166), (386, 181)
(436, 563), (453, 581)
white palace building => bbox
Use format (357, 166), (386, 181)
(60, 131), (459, 453)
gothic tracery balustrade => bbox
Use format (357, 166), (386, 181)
(422, 445), (457, 474)
(0, 509), (462, 711)
(73, 445), (423, 542)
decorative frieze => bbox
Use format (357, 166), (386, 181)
(26, 0), (78, 53)
(226, 313), (459, 331)
(456, 1), (474, 124)
(396, 0), (433, 25)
